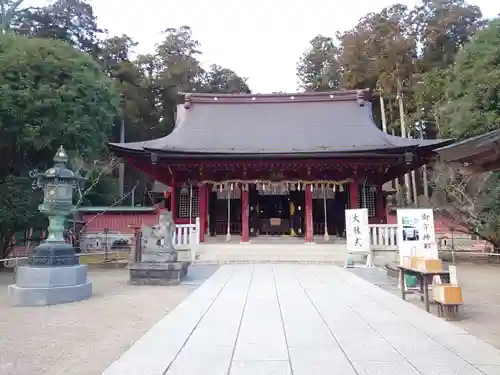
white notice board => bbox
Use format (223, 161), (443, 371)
(397, 208), (438, 264)
(345, 208), (370, 253)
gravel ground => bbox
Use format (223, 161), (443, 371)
(349, 263), (500, 349)
(0, 267), (218, 375)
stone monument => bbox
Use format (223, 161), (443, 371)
(8, 146), (92, 306)
(129, 211), (190, 285)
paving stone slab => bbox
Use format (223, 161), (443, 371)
(351, 360), (421, 375)
(434, 333), (500, 365)
(166, 341), (233, 375)
(288, 345), (356, 375)
(230, 361), (292, 375)
(101, 264), (500, 375)
(477, 365), (500, 375)
(233, 341), (289, 361)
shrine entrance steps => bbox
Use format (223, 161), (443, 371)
(192, 236), (347, 264)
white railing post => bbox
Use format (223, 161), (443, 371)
(191, 217), (200, 261)
(194, 217), (200, 245)
(368, 224), (398, 250)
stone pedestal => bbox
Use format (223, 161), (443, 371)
(141, 250), (178, 263)
(130, 211), (190, 286)
(129, 261), (190, 285)
(8, 265), (92, 306)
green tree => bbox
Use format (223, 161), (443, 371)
(196, 64), (250, 94)
(296, 35), (341, 92)
(16, 0), (104, 56)
(431, 19), (500, 250)
(0, 34), (120, 257)
(0, 0), (30, 33)
(413, 0), (485, 71)
(99, 34), (155, 201)
(439, 18), (500, 139)
(412, 67), (449, 137)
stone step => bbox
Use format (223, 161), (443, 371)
(194, 260), (342, 265)
(193, 244), (347, 264)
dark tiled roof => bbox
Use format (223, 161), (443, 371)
(437, 129), (500, 163)
(110, 90), (451, 156)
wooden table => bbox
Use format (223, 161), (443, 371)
(397, 265), (450, 313)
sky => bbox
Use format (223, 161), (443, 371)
(32, 0), (499, 93)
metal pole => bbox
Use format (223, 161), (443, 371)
(323, 185), (329, 242)
(226, 186), (231, 242)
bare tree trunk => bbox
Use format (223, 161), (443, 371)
(380, 94), (388, 133)
(411, 170), (418, 207)
(397, 80), (411, 206)
(392, 129), (402, 205)
(420, 124), (429, 199)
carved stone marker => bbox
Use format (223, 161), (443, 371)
(129, 212), (189, 285)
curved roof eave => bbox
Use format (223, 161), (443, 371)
(108, 89), (451, 158)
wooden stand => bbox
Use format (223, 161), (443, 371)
(433, 284), (463, 320)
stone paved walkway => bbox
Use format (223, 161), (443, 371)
(103, 265), (500, 375)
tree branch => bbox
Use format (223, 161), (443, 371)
(75, 156), (120, 207)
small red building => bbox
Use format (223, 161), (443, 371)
(109, 90), (450, 244)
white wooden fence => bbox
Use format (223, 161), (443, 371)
(173, 217), (200, 250)
(368, 224), (398, 250)
(80, 217), (201, 252)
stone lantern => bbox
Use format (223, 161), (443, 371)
(8, 146), (93, 306)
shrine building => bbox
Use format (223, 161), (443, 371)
(109, 89), (450, 244)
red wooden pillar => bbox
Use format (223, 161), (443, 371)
(241, 187), (249, 243)
(170, 173), (176, 219)
(349, 176), (359, 210)
(199, 183), (207, 242)
(205, 184), (210, 235)
(305, 184), (313, 243)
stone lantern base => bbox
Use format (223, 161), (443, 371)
(8, 265), (92, 306)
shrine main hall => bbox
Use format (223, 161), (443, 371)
(109, 89), (449, 244)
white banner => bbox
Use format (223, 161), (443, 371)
(345, 208), (370, 253)
(397, 208), (438, 264)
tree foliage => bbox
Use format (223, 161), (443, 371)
(430, 19), (500, 248)
(296, 0), (500, 245)
(297, 35), (340, 92)
(0, 33), (119, 177)
(439, 19), (500, 139)
(0, 1), (252, 258)
(16, 0), (104, 56)
(296, 0), (485, 137)
(1, 0), (496, 252)
(431, 163), (500, 249)
(0, 33), (119, 257)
